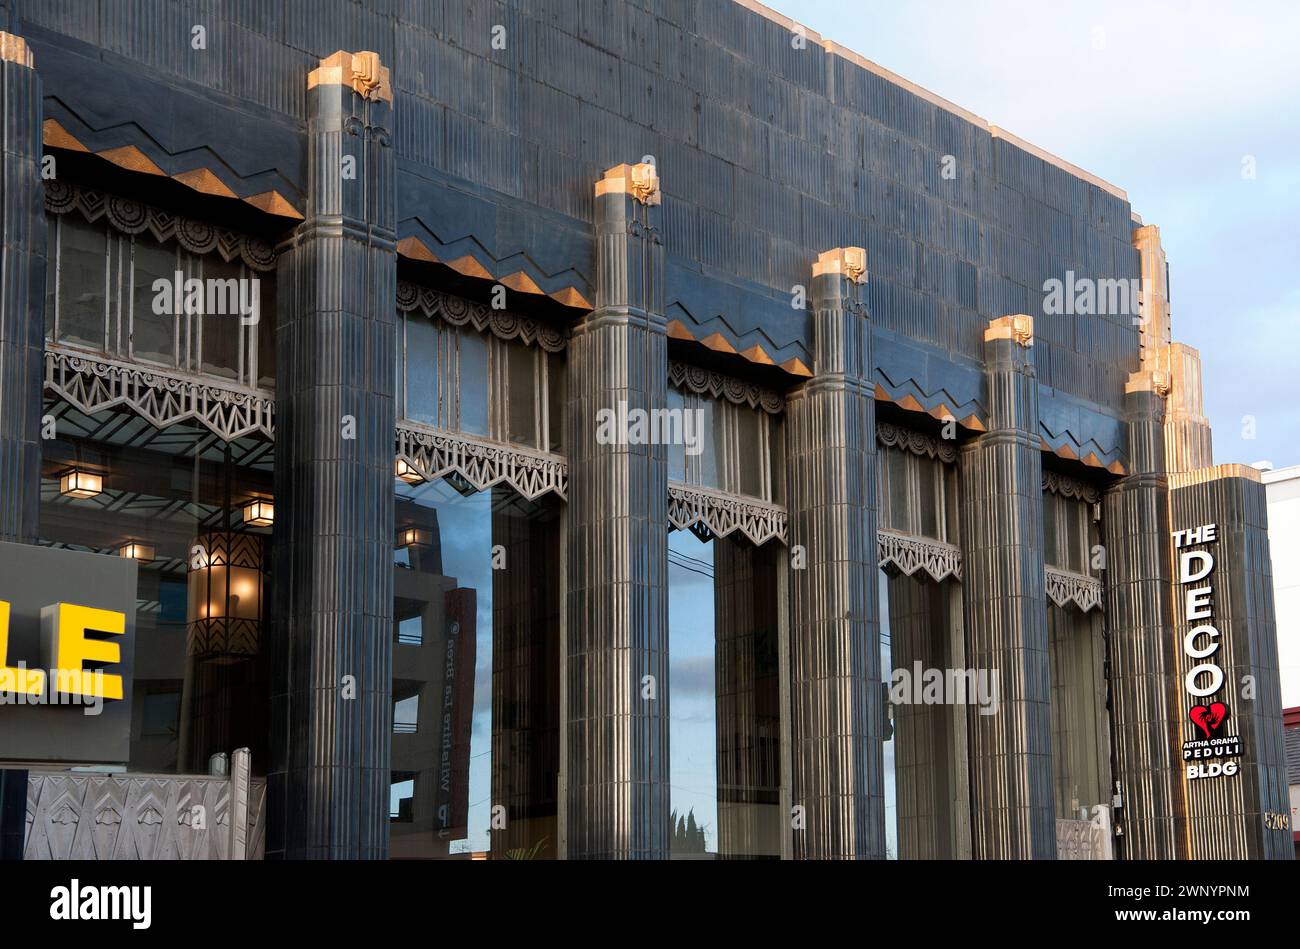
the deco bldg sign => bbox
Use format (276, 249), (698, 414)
(1173, 523), (1242, 781)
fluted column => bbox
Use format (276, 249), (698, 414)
(269, 51), (396, 859)
(0, 30), (45, 544)
(1103, 371), (1181, 858)
(958, 315), (1055, 859)
(786, 247), (883, 859)
(564, 162), (669, 859)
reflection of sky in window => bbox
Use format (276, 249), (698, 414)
(879, 571), (898, 860)
(668, 529), (718, 853)
(396, 479), (495, 854)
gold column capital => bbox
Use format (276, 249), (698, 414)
(984, 314), (1034, 347)
(1124, 368), (1170, 397)
(0, 32), (33, 68)
(595, 162), (661, 205)
(307, 50), (391, 103)
(811, 247), (867, 283)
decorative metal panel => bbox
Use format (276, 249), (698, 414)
(1045, 565), (1104, 613)
(876, 420), (957, 462)
(1056, 810), (1113, 860)
(668, 361), (784, 414)
(397, 281), (566, 352)
(44, 347), (275, 442)
(396, 421), (567, 501)
(667, 481), (787, 546)
(23, 770), (266, 860)
(44, 180), (276, 271)
(878, 528), (962, 583)
(1043, 468), (1101, 504)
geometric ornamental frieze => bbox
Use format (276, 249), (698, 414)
(23, 769), (266, 860)
(44, 180), (276, 272)
(668, 361), (784, 414)
(667, 482), (788, 547)
(396, 281), (567, 352)
(45, 347), (275, 443)
(1045, 565), (1104, 613)
(877, 528), (963, 582)
(1042, 469), (1101, 504)
(396, 421), (567, 501)
(876, 420), (958, 463)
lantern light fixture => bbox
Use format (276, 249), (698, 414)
(59, 468), (103, 499)
(397, 527), (432, 549)
(395, 459), (423, 484)
(242, 498), (275, 528)
(118, 541), (156, 563)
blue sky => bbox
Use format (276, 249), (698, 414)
(774, 0), (1300, 468)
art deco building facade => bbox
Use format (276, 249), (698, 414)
(0, 0), (1290, 860)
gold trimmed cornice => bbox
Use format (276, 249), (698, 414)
(395, 235), (592, 310)
(984, 314), (1034, 347)
(41, 120), (303, 220)
(0, 32), (33, 67)
(42, 120), (88, 152)
(595, 163), (661, 205)
(812, 247), (867, 283)
(1169, 463), (1263, 489)
(307, 50), (392, 103)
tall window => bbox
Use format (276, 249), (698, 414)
(876, 436), (969, 858)
(391, 477), (562, 859)
(39, 401), (274, 774)
(398, 309), (565, 453)
(666, 387), (784, 504)
(669, 529), (785, 859)
(44, 212), (274, 388)
(1042, 476), (1109, 819)
(878, 447), (958, 543)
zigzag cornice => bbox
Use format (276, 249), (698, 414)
(43, 103), (303, 219)
(400, 215), (592, 287)
(1038, 419), (1126, 475)
(397, 218), (592, 310)
(663, 305), (812, 377)
(873, 368), (987, 431)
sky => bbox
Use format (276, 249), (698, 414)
(773, 0), (1300, 469)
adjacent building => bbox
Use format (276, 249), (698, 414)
(0, 0), (1290, 860)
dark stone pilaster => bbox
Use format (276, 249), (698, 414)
(1103, 374), (1181, 858)
(564, 163), (669, 859)
(269, 52), (395, 859)
(786, 247), (883, 859)
(958, 315), (1055, 859)
(0, 31), (44, 545)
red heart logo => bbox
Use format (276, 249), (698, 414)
(1189, 702), (1230, 738)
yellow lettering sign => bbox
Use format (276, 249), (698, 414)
(0, 600), (46, 697)
(41, 603), (125, 701)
